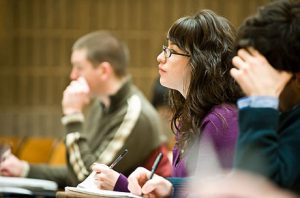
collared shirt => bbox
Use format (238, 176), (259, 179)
(237, 96), (279, 110)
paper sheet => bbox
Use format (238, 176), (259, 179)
(65, 186), (142, 198)
(66, 171), (141, 198)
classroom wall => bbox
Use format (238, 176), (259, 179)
(0, 0), (269, 137)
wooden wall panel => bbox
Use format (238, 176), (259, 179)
(0, 0), (269, 137)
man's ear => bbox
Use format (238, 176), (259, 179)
(96, 62), (112, 80)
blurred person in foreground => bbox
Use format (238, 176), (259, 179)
(193, 170), (298, 198)
(0, 31), (171, 189)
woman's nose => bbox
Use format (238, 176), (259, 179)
(157, 51), (166, 63)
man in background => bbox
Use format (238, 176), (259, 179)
(0, 31), (171, 188)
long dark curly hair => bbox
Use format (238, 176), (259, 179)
(168, 10), (242, 151)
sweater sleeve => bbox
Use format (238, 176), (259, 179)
(235, 107), (300, 188)
(27, 164), (72, 188)
(64, 120), (94, 183)
(113, 173), (129, 192)
(167, 177), (188, 198)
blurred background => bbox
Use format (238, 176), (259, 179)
(0, 0), (269, 138)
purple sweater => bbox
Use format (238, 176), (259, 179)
(114, 103), (238, 191)
(172, 103), (238, 177)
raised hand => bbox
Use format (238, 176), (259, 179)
(231, 48), (292, 97)
(62, 77), (91, 115)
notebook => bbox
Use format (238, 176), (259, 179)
(65, 171), (141, 198)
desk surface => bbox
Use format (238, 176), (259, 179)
(0, 176), (57, 191)
(56, 191), (106, 198)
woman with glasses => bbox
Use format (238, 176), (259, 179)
(127, 9), (242, 197)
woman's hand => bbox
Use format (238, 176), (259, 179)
(128, 167), (173, 198)
(92, 163), (120, 191)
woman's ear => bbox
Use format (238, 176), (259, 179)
(96, 62), (112, 80)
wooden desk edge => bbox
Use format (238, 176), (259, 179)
(56, 191), (107, 198)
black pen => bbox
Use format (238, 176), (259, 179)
(109, 149), (128, 169)
(149, 152), (163, 179)
(141, 152), (163, 196)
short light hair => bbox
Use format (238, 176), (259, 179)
(72, 31), (129, 77)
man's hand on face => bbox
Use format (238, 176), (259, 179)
(62, 77), (91, 115)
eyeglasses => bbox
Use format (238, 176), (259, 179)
(162, 45), (190, 59)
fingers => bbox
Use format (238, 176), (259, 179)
(64, 76), (90, 96)
(230, 68), (240, 80)
(62, 77), (91, 114)
(232, 56), (246, 69)
(66, 80), (89, 94)
(92, 163), (119, 190)
(232, 47), (293, 97)
(92, 163), (108, 173)
(77, 77), (90, 92)
(237, 48), (253, 62)
(234, 48), (265, 69)
(128, 167), (150, 195)
(128, 174), (143, 195)
(247, 47), (260, 57)
(141, 175), (173, 198)
(141, 179), (157, 195)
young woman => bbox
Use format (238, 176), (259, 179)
(127, 9), (242, 197)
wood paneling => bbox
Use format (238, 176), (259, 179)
(0, 0), (269, 137)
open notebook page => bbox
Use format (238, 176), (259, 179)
(66, 171), (142, 198)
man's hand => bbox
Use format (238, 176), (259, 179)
(62, 77), (91, 115)
(0, 152), (28, 177)
(231, 48), (292, 97)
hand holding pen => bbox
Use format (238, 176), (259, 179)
(91, 149), (128, 190)
(92, 149), (128, 171)
(141, 152), (163, 196)
(127, 153), (173, 197)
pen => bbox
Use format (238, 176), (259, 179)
(149, 152), (163, 180)
(141, 152), (163, 196)
(109, 149), (128, 169)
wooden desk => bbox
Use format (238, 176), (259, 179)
(57, 188), (141, 198)
(56, 191), (106, 198)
